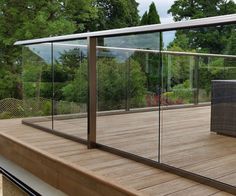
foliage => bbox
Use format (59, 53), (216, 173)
(140, 2), (160, 25)
(165, 0), (236, 104)
(0, 0), (140, 105)
(147, 2), (161, 24)
(167, 33), (191, 51)
(140, 11), (148, 25)
(62, 57), (147, 110)
(42, 100), (52, 115)
(225, 29), (236, 55)
(130, 51), (161, 93)
(199, 58), (225, 96)
(168, 0), (236, 54)
(224, 29), (236, 68)
(168, 0), (236, 21)
(0, 69), (21, 99)
(94, 0), (140, 30)
(0, 112), (12, 119)
(55, 101), (82, 114)
(0, 0), (76, 100)
(162, 45), (196, 93)
(64, 0), (99, 32)
(139, 2), (162, 94)
(164, 80), (193, 104)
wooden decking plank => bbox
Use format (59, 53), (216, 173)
(60, 149), (106, 160)
(166, 184), (219, 196)
(47, 144), (86, 154)
(140, 178), (197, 195)
(96, 163), (156, 178)
(211, 192), (234, 196)
(217, 172), (236, 186)
(121, 172), (178, 190)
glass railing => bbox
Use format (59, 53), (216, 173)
(14, 14), (236, 191)
(161, 27), (236, 186)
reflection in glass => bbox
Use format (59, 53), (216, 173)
(52, 40), (88, 139)
(22, 44), (52, 127)
(96, 33), (161, 160)
(161, 26), (236, 187)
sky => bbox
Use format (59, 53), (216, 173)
(136, 0), (175, 23)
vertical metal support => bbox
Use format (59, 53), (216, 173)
(158, 32), (163, 163)
(88, 37), (97, 149)
(125, 53), (130, 111)
(145, 53), (149, 73)
(145, 53), (150, 91)
(51, 43), (54, 131)
(193, 56), (199, 105)
(189, 56), (194, 89)
(167, 54), (172, 91)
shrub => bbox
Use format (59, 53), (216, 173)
(163, 80), (193, 104)
(0, 112), (12, 119)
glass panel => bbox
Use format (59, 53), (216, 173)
(162, 54), (195, 106)
(96, 32), (161, 160)
(52, 40), (88, 140)
(22, 44), (52, 127)
(161, 25), (236, 187)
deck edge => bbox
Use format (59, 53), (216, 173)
(0, 132), (142, 196)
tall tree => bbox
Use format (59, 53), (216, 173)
(147, 2), (161, 24)
(139, 3), (162, 93)
(140, 2), (161, 25)
(140, 11), (148, 25)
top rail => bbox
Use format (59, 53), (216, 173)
(14, 14), (236, 46)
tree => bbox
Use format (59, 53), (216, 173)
(166, 0), (236, 103)
(64, 0), (99, 33)
(224, 29), (236, 72)
(140, 2), (161, 25)
(139, 2), (161, 94)
(0, 1), (111, 101)
(168, 0), (236, 21)
(140, 11), (148, 25)
(225, 29), (236, 55)
(147, 2), (161, 24)
(167, 0), (236, 53)
(0, 0), (79, 99)
(92, 0), (140, 31)
(62, 57), (147, 110)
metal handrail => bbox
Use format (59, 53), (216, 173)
(0, 166), (41, 196)
(14, 14), (236, 45)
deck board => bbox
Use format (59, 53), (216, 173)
(32, 106), (236, 187)
(0, 106), (235, 195)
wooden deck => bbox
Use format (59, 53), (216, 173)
(33, 106), (236, 187)
(0, 113), (233, 196)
